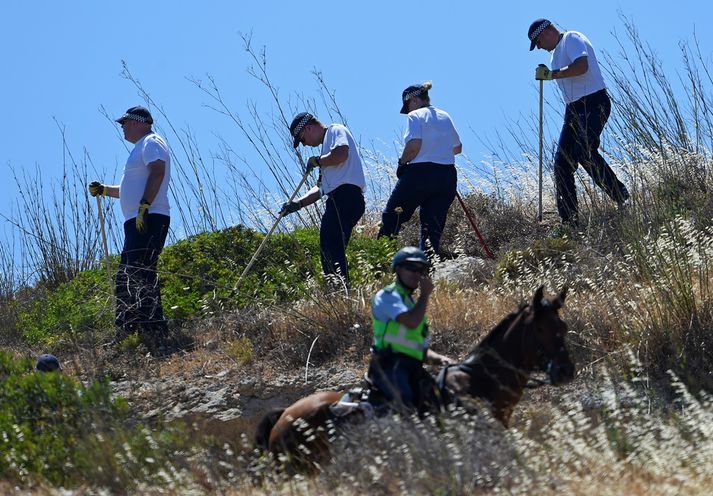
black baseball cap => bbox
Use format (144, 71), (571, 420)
(528, 18), (551, 51)
(35, 353), (61, 372)
(400, 84), (426, 114)
(116, 106), (154, 125)
(289, 112), (314, 148)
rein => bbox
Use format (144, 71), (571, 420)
(454, 304), (555, 393)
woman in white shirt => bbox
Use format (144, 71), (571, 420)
(378, 82), (462, 255)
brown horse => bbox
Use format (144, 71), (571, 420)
(255, 285), (574, 469)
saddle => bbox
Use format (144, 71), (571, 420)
(328, 383), (375, 420)
(329, 367), (454, 420)
(327, 372), (393, 420)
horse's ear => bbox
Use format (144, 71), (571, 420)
(532, 285), (545, 311)
(552, 287), (568, 310)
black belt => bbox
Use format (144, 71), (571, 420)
(570, 88), (608, 104)
(324, 183), (363, 196)
(407, 162), (455, 167)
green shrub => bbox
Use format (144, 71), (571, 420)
(16, 269), (112, 346)
(227, 336), (254, 364)
(345, 235), (396, 288)
(159, 225), (322, 318)
(160, 224), (395, 320)
(0, 352), (190, 490)
(12, 224), (396, 346)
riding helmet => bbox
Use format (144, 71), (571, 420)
(391, 246), (429, 270)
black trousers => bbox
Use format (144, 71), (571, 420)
(378, 163), (457, 253)
(554, 89), (629, 224)
(115, 214), (170, 335)
(368, 350), (426, 410)
(320, 184), (365, 288)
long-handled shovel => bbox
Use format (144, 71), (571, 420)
(538, 79), (544, 223)
(96, 196), (112, 288)
(232, 162), (311, 292)
(455, 192), (494, 259)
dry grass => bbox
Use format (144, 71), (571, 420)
(6, 232), (713, 494)
(5, 21), (713, 493)
(110, 365), (711, 496)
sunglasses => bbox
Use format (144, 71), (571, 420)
(400, 262), (428, 274)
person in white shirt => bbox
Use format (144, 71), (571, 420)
(378, 82), (462, 255)
(282, 112), (366, 290)
(88, 106), (172, 355)
(529, 18), (629, 226)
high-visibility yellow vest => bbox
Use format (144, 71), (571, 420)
(372, 282), (430, 361)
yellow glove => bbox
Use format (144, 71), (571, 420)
(88, 181), (105, 197)
(535, 64), (554, 81)
(136, 199), (151, 233)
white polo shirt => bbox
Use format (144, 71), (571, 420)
(319, 124), (366, 195)
(404, 106), (461, 165)
(119, 132), (171, 220)
(551, 31), (606, 104)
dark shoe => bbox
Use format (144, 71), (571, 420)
(618, 185), (630, 204)
(139, 328), (171, 357)
(172, 330), (196, 352)
(436, 249), (458, 261)
(553, 214), (579, 233)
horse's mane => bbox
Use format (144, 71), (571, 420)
(465, 303), (528, 357)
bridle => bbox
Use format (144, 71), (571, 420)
(456, 302), (566, 391)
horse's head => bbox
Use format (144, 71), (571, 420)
(525, 285), (575, 385)
(445, 286), (575, 426)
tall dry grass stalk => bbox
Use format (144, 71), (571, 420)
(2, 21), (713, 493)
(3, 121), (115, 290)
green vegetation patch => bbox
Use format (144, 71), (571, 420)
(159, 225), (322, 318)
(159, 225), (395, 319)
(13, 224), (395, 347)
(16, 269), (112, 346)
(0, 352), (190, 490)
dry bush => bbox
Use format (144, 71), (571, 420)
(191, 291), (374, 373)
(169, 365), (713, 496)
(427, 286), (517, 359)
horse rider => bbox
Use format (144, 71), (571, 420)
(378, 82), (463, 255)
(368, 246), (454, 413)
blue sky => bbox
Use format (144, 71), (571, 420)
(1, 1), (711, 252)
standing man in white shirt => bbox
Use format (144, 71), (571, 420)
(378, 82), (462, 255)
(281, 112), (366, 290)
(529, 18), (629, 226)
(88, 106), (172, 355)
